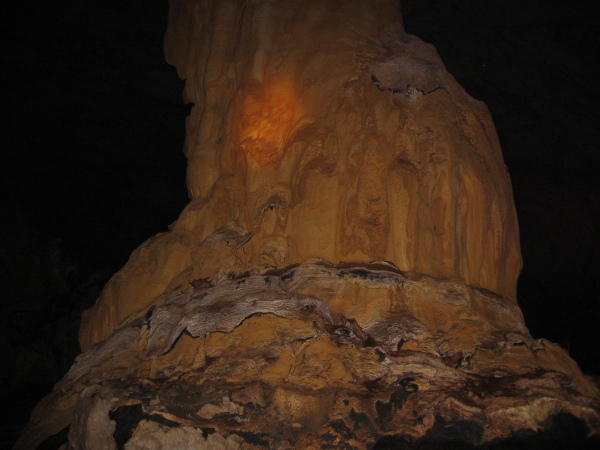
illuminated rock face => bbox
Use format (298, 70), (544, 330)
(16, 0), (600, 448)
(15, 262), (600, 448)
(80, 0), (521, 350)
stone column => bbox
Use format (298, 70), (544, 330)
(16, 1), (599, 448)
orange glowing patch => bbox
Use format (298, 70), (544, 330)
(239, 80), (306, 165)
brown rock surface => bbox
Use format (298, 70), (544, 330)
(79, 0), (521, 350)
(15, 262), (600, 448)
(16, 0), (600, 448)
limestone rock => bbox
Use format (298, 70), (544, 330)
(124, 420), (242, 450)
(14, 262), (600, 448)
(79, 0), (521, 350)
(15, 0), (600, 448)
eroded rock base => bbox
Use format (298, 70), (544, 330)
(17, 261), (600, 449)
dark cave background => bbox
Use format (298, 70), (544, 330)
(1, 0), (598, 446)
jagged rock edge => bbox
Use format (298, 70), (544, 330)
(14, 260), (600, 449)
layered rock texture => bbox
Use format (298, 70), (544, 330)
(80, 0), (522, 352)
(16, 0), (600, 448)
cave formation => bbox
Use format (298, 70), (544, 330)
(15, 1), (600, 448)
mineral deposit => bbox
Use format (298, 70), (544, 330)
(16, 1), (599, 448)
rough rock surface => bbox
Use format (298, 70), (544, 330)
(79, 0), (521, 350)
(15, 262), (600, 448)
(15, 0), (600, 448)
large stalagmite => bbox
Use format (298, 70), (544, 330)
(79, 0), (523, 353)
(16, 1), (599, 448)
